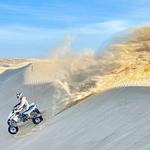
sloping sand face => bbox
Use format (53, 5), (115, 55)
(1, 85), (150, 150)
(0, 61), (150, 150)
(0, 61), (150, 149)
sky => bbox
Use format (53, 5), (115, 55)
(0, 0), (150, 57)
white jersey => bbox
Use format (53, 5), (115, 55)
(18, 97), (29, 110)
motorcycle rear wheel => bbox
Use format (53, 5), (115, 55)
(32, 116), (43, 124)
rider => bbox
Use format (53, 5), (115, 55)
(14, 92), (30, 115)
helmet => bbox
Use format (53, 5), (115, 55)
(16, 92), (23, 99)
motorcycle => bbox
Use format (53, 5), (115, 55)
(7, 103), (43, 134)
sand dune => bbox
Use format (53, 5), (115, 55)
(1, 26), (150, 149)
(1, 80), (150, 149)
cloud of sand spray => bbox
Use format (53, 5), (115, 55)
(23, 36), (129, 115)
(44, 37), (99, 115)
(51, 27), (150, 115)
(50, 37), (72, 58)
(24, 27), (150, 116)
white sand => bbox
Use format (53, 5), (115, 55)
(0, 61), (150, 150)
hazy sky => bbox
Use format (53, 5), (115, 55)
(0, 0), (149, 57)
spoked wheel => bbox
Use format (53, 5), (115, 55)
(32, 116), (43, 124)
(8, 126), (19, 134)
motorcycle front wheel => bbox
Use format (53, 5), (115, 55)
(8, 125), (19, 134)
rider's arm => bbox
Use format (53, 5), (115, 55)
(14, 103), (20, 108)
